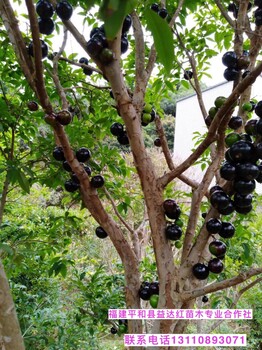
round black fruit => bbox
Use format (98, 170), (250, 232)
(210, 191), (230, 210)
(95, 226), (108, 238)
(110, 122), (124, 136)
(209, 240), (227, 257)
(38, 17), (55, 35)
(208, 258), (224, 274)
(151, 3), (159, 12)
(83, 67), (93, 75)
(235, 204), (252, 214)
(149, 282), (159, 295)
(76, 147), (91, 163)
(36, 0), (54, 19)
(28, 40), (48, 59)
(27, 101), (38, 111)
(220, 162), (236, 181)
(233, 179), (256, 195)
(110, 327), (117, 335)
(209, 185), (223, 195)
(235, 163), (259, 181)
(62, 160), (72, 172)
(222, 51), (238, 68)
(83, 165), (92, 176)
(86, 38), (104, 57)
(218, 222), (235, 239)
(234, 193), (252, 207)
(165, 224), (182, 241)
(163, 199), (181, 220)
(202, 295), (208, 303)
(255, 101), (262, 117)
(154, 138), (161, 147)
(206, 218), (222, 234)
(158, 7), (168, 18)
(79, 57), (88, 65)
(121, 36), (129, 54)
(218, 200), (235, 215)
(56, 110), (72, 125)
(139, 286), (151, 300)
(245, 119), (257, 136)
(228, 116), (243, 130)
(64, 179), (79, 192)
(56, 0), (73, 20)
(117, 132), (129, 145)
(184, 70), (193, 80)
(53, 146), (65, 161)
(90, 175), (105, 188)
(224, 67), (239, 81)
(122, 14), (132, 33)
(229, 140), (256, 163)
(192, 263), (209, 280)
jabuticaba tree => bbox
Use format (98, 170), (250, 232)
(0, 0), (262, 349)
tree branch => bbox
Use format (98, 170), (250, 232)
(214, 0), (235, 28)
(181, 267), (262, 301)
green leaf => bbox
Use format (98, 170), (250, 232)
(99, 0), (137, 40)
(144, 8), (174, 73)
(17, 169), (30, 194)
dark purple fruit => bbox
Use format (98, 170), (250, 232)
(206, 218), (222, 234)
(83, 165), (92, 176)
(158, 7), (168, 18)
(56, 0), (73, 20)
(234, 193), (253, 207)
(233, 179), (256, 195)
(224, 68), (239, 81)
(139, 286), (151, 300)
(245, 119), (257, 136)
(53, 146), (65, 161)
(121, 36), (129, 54)
(122, 14), (132, 33)
(83, 67), (93, 75)
(110, 327), (117, 334)
(56, 110), (72, 125)
(70, 172), (80, 184)
(235, 204), (253, 214)
(76, 147), (91, 163)
(220, 162), (236, 181)
(117, 132), (129, 145)
(154, 138), (161, 147)
(90, 27), (101, 38)
(64, 179), (79, 192)
(36, 0), (54, 19)
(149, 281), (159, 295)
(163, 199), (181, 220)
(218, 222), (235, 238)
(240, 133), (253, 143)
(86, 38), (104, 57)
(27, 101), (39, 111)
(151, 3), (159, 12)
(208, 258), (224, 274)
(90, 175), (104, 188)
(209, 185), (223, 196)
(218, 200), (235, 215)
(79, 57), (89, 65)
(110, 122), (124, 136)
(28, 40), (48, 59)
(228, 116), (243, 130)
(165, 224), (182, 240)
(205, 115), (212, 127)
(229, 140), (256, 163)
(202, 295), (209, 303)
(184, 70), (193, 80)
(210, 191), (230, 210)
(209, 240), (227, 257)
(62, 160), (72, 172)
(222, 51), (238, 68)
(192, 263), (209, 280)
(95, 226), (108, 238)
(235, 163), (259, 181)
(228, 3), (237, 12)
(255, 101), (262, 117)
(38, 17), (55, 35)
(242, 70), (250, 79)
